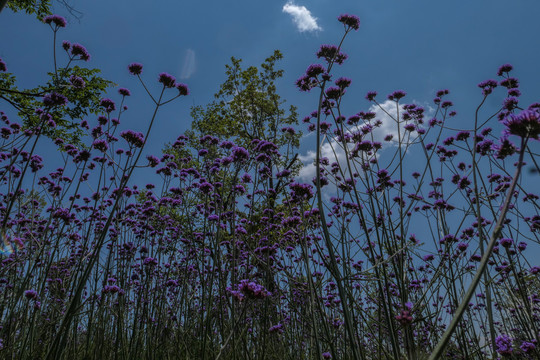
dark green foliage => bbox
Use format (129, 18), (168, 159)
(187, 50), (301, 167)
(4, 0), (52, 18)
(0, 65), (114, 146)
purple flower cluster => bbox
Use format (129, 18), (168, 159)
(338, 14), (360, 30)
(71, 43), (90, 61)
(503, 109), (540, 140)
(120, 130), (145, 148)
(128, 62), (143, 75)
(43, 14), (66, 28)
(43, 92), (68, 107)
(158, 72), (176, 88)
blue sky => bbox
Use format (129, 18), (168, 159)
(1, 0), (540, 165)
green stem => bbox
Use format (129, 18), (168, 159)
(428, 137), (527, 360)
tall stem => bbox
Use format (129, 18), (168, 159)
(429, 137), (527, 360)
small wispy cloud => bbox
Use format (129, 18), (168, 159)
(282, 2), (321, 33)
(180, 49), (196, 79)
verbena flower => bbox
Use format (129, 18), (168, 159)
(231, 146), (249, 162)
(335, 76), (352, 89)
(92, 139), (109, 152)
(0, 58), (6, 72)
(499, 238), (513, 248)
(70, 75), (85, 89)
(325, 86), (343, 100)
(128, 62), (143, 75)
(317, 44), (347, 65)
(478, 79), (497, 96)
(497, 63), (513, 76)
(338, 14), (360, 30)
(388, 90), (406, 101)
(71, 43), (90, 61)
(500, 77), (519, 89)
(503, 109), (540, 139)
(99, 98), (116, 113)
(495, 334), (513, 355)
(43, 14), (66, 28)
(365, 91), (377, 101)
(520, 341), (536, 354)
(43, 92), (68, 107)
(158, 72), (176, 88)
(176, 83), (189, 96)
(120, 130), (145, 148)
(305, 63), (326, 78)
(24, 289), (38, 300)
(118, 88), (131, 96)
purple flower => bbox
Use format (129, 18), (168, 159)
(404, 124), (415, 132)
(337, 14), (360, 30)
(520, 341), (536, 354)
(120, 130), (145, 148)
(70, 75), (85, 89)
(499, 238), (513, 248)
(43, 92), (68, 107)
(99, 98), (116, 113)
(500, 77), (519, 89)
(0, 58), (6, 72)
(199, 181), (214, 194)
(395, 308), (413, 325)
(24, 289), (38, 300)
(176, 83), (189, 96)
(388, 90), (406, 101)
(305, 63), (326, 78)
(322, 352), (332, 359)
(365, 91), (377, 101)
(241, 173), (252, 183)
(62, 40), (70, 51)
(128, 63), (143, 75)
(494, 137), (517, 159)
(146, 155), (159, 167)
(295, 75), (317, 92)
(495, 334), (513, 355)
(143, 257), (158, 266)
(508, 88), (521, 97)
(158, 72), (176, 88)
(92, 139), (109, 152)
(198, 149), (208, 157)
(335, 77), (352, 89)
(455, 131), (470, 141)
(43, 14), (67, 28)
(457, 242), (468, 252)
(237, 279), (270, 299)
(497, 63), (513, 76)
(478, 79), (498, 95)
(503, 109), (540, 140)
(325, 86), (343, 100)
(317, 44), (347, 65)
(423, 254), (434, 262)
(231, 146), (249, 162)
(71, 43), (90, 61)
(118, 88), (131, 96)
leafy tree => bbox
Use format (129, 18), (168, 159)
(0, 0), (82, 19)
(181, 49), (303, 209)
(0, 0), (51, 18)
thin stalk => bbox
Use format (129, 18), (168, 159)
(429, 137), (527, 360)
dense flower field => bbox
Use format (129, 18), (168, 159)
(0, 9), (539, 360)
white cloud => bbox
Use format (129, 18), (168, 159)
(369, 100), (406, 144)
(297, 100), (420, 182)
(282, 2), (321, 33)
(180, 49), (196, 79)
